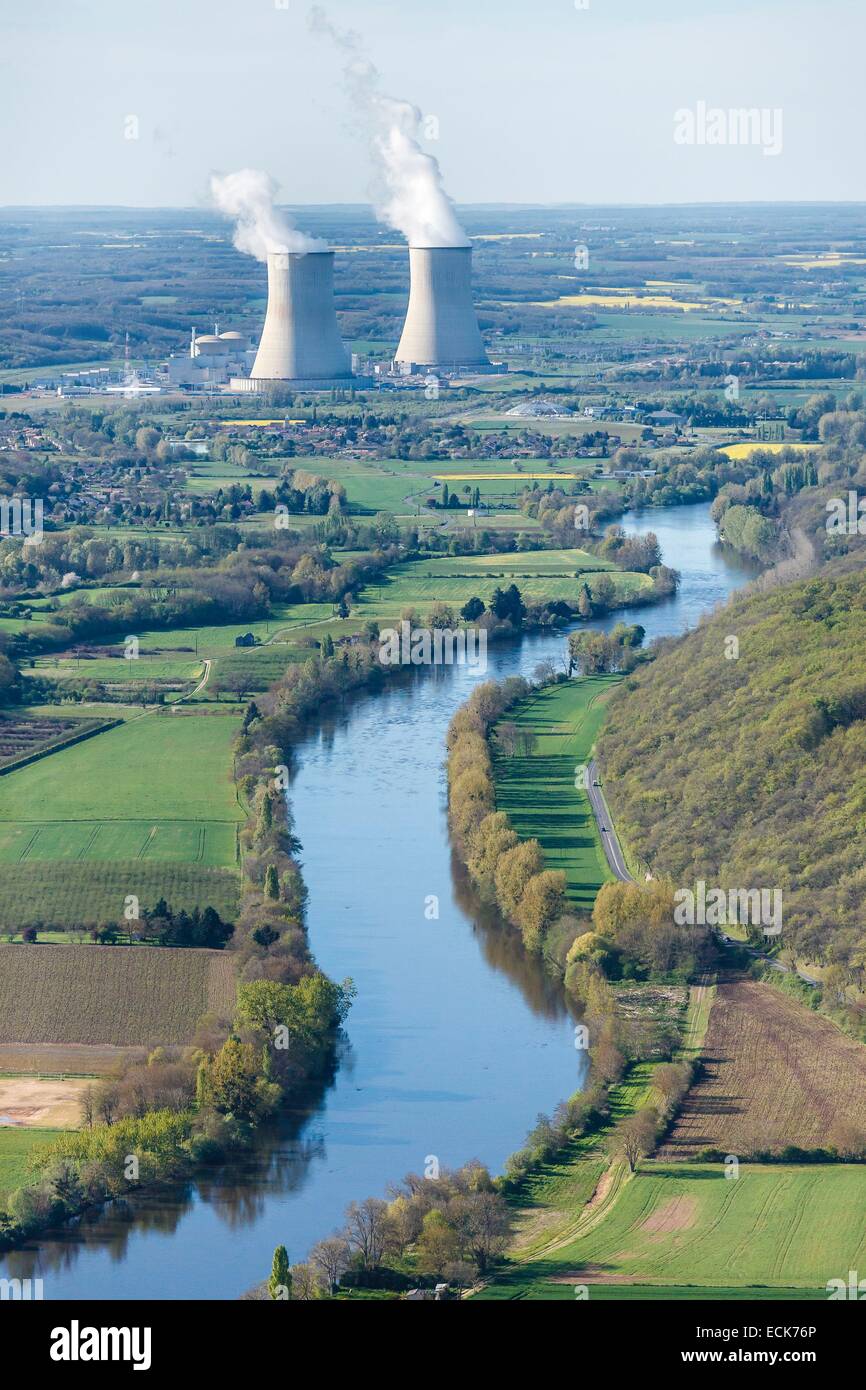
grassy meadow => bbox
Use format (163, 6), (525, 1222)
(0, 711), (243, 924)
(356, 551), (650, 623)
(478, 1163), (866, 1299)
(0, 862), (239, 930)
(0, 712), (243, 825)
(493, 678), (621, 910)
(0, 1128), (68, 1198)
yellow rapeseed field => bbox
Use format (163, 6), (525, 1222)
(721, 442), (822, 460)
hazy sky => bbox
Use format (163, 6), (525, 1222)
(2, 0), (863, 207)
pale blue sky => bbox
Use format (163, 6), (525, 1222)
(1, 0), (863, 206)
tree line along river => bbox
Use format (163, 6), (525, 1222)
(0, 502), (759, 1300)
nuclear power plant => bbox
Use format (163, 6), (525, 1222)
(163, 240), (502, 394)
(395, 246), (490, 372)
(231, 251), (352, 392)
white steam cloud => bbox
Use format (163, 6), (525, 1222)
(309, 6), (469, 248)
(209, 169), (326, 260)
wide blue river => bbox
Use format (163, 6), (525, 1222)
(0, 502), (758, 1298)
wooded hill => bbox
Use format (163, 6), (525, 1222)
(597, 569), (866, 990)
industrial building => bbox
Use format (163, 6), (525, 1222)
(165, 328), (255, 388)
(161, 243), (502, 393)
(395, 246), (494, 372)
(231, 251), (353, 392)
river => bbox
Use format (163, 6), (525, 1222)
(0, 502), (759, 1299)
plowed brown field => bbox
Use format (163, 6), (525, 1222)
(661, 976), (866, 1156)
(0, 945), (236, 1047)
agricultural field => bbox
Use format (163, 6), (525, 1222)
(252, 452), (606, 520)
(0, 712), (243, 825)
(506, 1061), (658, 1262)
(486, 992), (710, 1282)
(0, 712), (113, 771)
(720, 442), (823, 460)
(0, 862), (238, 929)
(29, 654), (204, 687)
(182, 457), (280, 497)
(0, 1043), (145, 1076)
(479, 972), (866, 1300)
(0, 816), (237, 869)
(0, 1128), (68, 1197)
(478, 1163), (866, 1298)
(463, 415), (649, 445)
(0, 711), (242, 924)
(493, 677), (622, 910)
(530, 290), (739, 312)
(660, 977), (866, 1157)
(478, 1283), (830, 1301)
(356, 551), (650, 623)
(0, 944), (237, 1046)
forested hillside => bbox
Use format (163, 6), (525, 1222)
(598, 570), (866, 972)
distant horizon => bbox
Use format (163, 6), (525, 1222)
(3, 199), (866, 214)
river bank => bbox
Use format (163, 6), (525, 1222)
(0, 503), (759, 1299)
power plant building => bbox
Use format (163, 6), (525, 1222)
(165, 329), (254, 388)
(395, 246), (493, 372)
(232, 250), (353, 392)
(162, 244), (501, 393)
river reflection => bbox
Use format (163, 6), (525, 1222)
(0, 503), (757, 1299)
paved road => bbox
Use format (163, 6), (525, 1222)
(584, 759), (818, 988)
(730, 941), (819, 987)
(587, 759), (634, 883)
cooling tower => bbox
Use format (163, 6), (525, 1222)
(250, 251), (351, 382)
(395, 246), (489, 369)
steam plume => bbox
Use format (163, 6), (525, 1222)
(209, 169), (326, 260)
(309, 6), (469, 248)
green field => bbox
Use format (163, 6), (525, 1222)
(0, 712), (243, 826)
(479, 1164), (866, 1299)
(0, 861), (239, 928)
(28, 656), (204, 684)
(7, 600), (331, 664)
(494, 678), (621, 909)
(0, 1128), (68, 1197)
(0, 711), (243, 925)
(356, 551), (650, 622)
(0, 820), (237, 866)
(250, 454), (605, 518)
(478, 1282), (831, 1301)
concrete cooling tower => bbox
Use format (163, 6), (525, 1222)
(395, 246), (490, 370)
(244, 251), (352, 387)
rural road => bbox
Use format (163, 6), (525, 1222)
(170, 656), (211, 704)
(734, 944), (819, 988)
(586, 759), (634, 882)
(583, 759), (818, 987)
